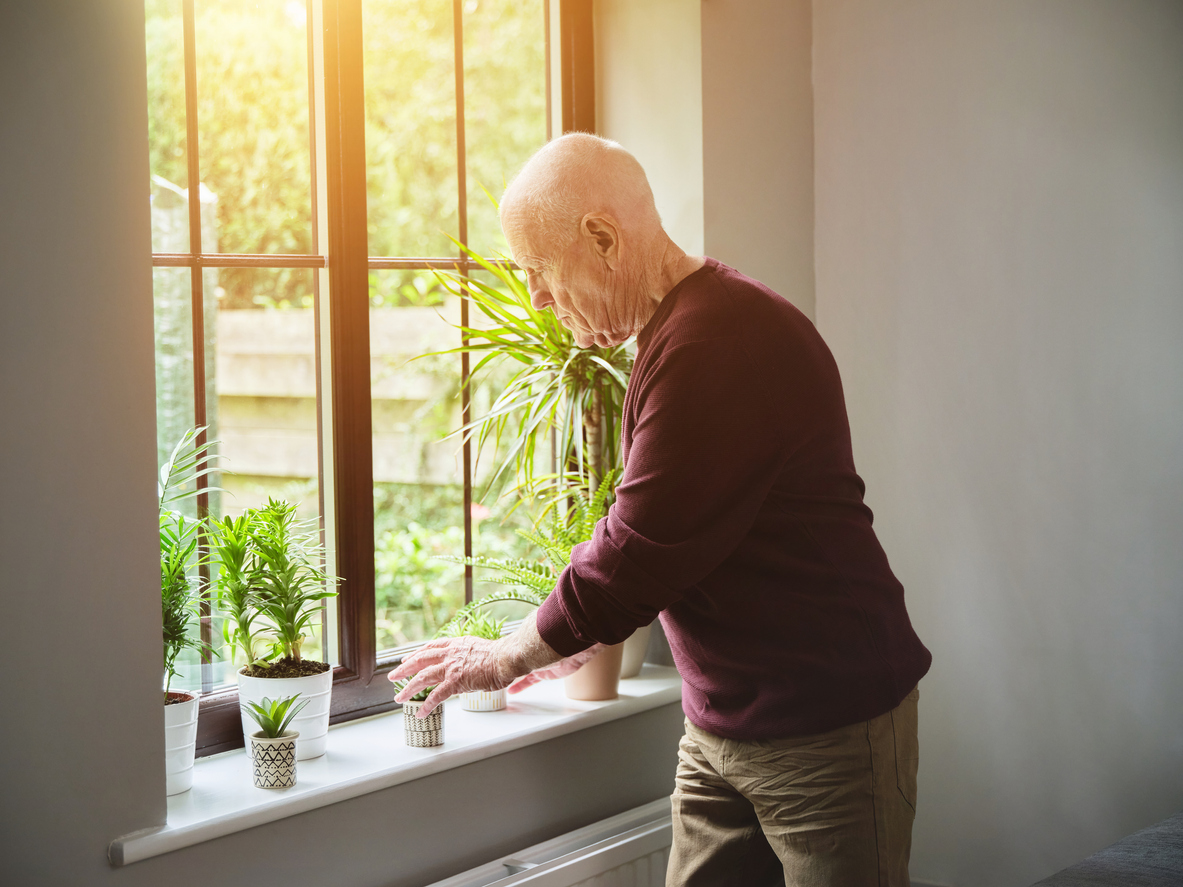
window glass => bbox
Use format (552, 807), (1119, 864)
(195, 0), (314, 277)
(462, 0), (547, 257)
(145, 0), (189, 252)
(370, 270), (465, 649)
(364, 0), (459, 257)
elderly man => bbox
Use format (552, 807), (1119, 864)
(390, 133), (931, 886)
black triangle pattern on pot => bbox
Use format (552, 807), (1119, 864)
(252, 740), (296, 788)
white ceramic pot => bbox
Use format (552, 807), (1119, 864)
(250, 732), (298, 789)
(238, 666), (332, 760)
(620, 623), (653, 679)
(461, 688), (507, 711)
(402, 700), (444, 747)
(164, 691), (199, 795)
(564, 642), (624, 701)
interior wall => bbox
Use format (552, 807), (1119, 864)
(0, 0), (167, 881)
(701, 0), (815, 318)
(0, 4), (684, 884)
(594, 0), (704, 256)
(812, 2), (1183, 884)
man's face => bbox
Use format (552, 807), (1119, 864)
(505, 221), (627, 349)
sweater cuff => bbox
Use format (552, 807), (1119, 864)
(535, 594), (595, 658)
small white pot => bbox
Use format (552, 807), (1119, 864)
(402, 701), (444, 747)
(250, 732), (298, 789)
(461, 688), (507, 712)
(238, 666), (332, 760)
(620, 623), (654, 679)
(164, 691), (199, 796)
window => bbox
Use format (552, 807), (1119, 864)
(147, 0), (595, 755)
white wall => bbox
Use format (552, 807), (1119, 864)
(701, 0), (815, 318)
(813, 2), (1183, 884)
(0, 4), (682, 884)
(594, 0), (704, 257)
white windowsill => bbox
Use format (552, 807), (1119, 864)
(110, 665), (682, 866)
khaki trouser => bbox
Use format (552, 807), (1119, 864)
(667, 686), (919, 887)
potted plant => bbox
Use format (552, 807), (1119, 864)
(210, 497), (339, 760)
(392, 677), (444, 747)
(158, 427), (219, 795)
(242, 694), (307, 789)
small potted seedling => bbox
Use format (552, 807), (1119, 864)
(211, 497), (338, 760)
(159, 427), (220, 795)
(242, 695), (307, 789)
(437, 610), (510, 711)
(392, 677), (444, 747)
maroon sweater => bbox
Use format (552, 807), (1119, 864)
(535, 258), (931, 739)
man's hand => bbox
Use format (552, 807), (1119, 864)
(389, 636), (512, 716)
(388, 611), (565, 717)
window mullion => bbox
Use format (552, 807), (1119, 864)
(321, 0), (378, 693)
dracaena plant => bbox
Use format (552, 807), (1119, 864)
(249, 498), (336, 664)
(431, 235), (632, 503)
(159, 427), (221, 700)
(242, 694), (309, 739)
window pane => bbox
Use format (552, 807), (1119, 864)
(364, 0), (459, 257)
(371, 270), (465, 649)
(462, 0), (547, 257)
(146, 0), (189, 252)
(213, 267), (329, 674)
(195, 0), (313, 275)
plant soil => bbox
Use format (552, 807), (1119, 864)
(240, 658), (331, 679)
(165, 691), (195, 706)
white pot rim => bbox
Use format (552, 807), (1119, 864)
(249, 730), (299, 742)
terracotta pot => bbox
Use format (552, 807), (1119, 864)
(564, 642), (625, 701)
(250, 731), (298, 789)
(620, 623), (653, 679)
(164, 691), (199, 796)
(403, 700), (444, 747)
(461, 688), (507, 711)
(238, 666), (332, 760)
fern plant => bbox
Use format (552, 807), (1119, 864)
(242, 694), (308, 739)
(434, 472), (618, 637)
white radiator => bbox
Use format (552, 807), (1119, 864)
(427, 799), (672, 887)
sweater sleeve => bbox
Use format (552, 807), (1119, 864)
(535, 336), (792, 656)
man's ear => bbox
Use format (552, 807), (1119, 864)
(580, 213), (620, 269)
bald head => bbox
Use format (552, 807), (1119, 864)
(500, 133), (662, 255)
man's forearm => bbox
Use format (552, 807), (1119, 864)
(495, 610), (563, 683)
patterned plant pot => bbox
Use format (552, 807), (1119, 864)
(250, 732), (298, 789)
(461, 688), (508, 712)
(402, 701), (444, 747)
(164, 691), (199, 796)
(238, 666), (332, 761)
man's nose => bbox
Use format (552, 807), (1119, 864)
(529, 284), (554, 311)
